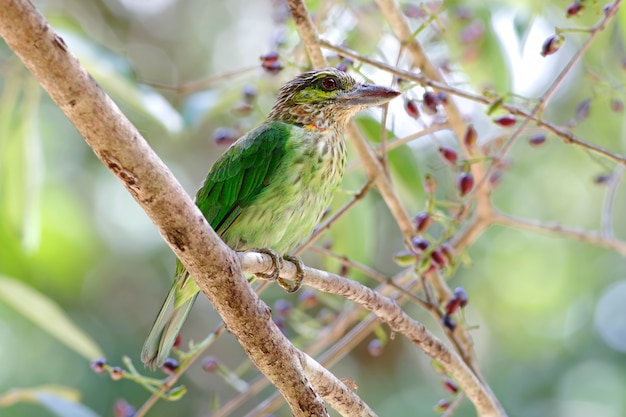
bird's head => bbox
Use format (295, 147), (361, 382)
(268, 68), (400, 130)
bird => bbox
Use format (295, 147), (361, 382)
(141, 67), (400, 370)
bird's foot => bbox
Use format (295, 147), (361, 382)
(253, 249), (305, 293)
(255, 248), (283, 282)
(279, 255), (305, 293)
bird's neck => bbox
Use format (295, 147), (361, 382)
(268, 103), (349, 132)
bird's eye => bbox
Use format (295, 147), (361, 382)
(321, 77), (337, 91)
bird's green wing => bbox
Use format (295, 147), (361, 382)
(195, 121), (291, 234)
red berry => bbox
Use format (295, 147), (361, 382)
(162, 358), (179, 375)
(368, 339), (384, 357)
(404, 99), (420, 119)
(541, 34), (564, 57)
(566, 1), (584, 17)
(413, 212), (432, 232)
(443, 378), (459, 394)
(90, 358), (107, 374)
(454, 287), (468, 307)
(423, 91), (439, 113)
(529, 134), (546, 146)
(441, 315), (456, 331)
(440, 243), (454, 263)
(431, 249), (446, 269)
(493, 115), (516, 127)
(438, 146), (458, 165)
(445, 297), (462, 315)
(202, 356), (219, 373)
(457, 173), (474, 197)
(262, 60), (283, 74)
(260, 51), (279, 64)
(411, 236), (430, 252)
(464, 124), (477, 150)
(173, 333), (182, 350)
(435, 399), (451, 413)
(611, 99), (623, 113)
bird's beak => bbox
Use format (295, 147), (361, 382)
(338, 83), (401, 107)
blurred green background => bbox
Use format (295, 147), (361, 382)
(2, 0), (626, 416)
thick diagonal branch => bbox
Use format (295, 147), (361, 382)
(0, 1), (328, 416)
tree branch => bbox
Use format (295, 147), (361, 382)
(0, 1), (328, 416)
(239, 252), (506, 417)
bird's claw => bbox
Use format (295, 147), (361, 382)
(254, 249), (304, 293)
(279, 255), (304, 293)
(255, 248), (283, 281)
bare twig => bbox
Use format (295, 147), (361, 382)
(493, 212), (626, 256)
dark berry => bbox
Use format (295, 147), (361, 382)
(173, 333), (182, 350)
(438, 146), (458, 165)
(541, 34), (564, 57)
(212, 127), (237, 146)
(454, 287), (468, 307)
(90, 358), (107, 374)
(445, 297), (462, 315)
(529, 134), (546, 146)
(162, 358), (179, 375)
(423, 91), (439, 113)
(440, 243), (454, 263)
(457, 173), (474, 197)
(202, 356), (219, 373)
(262, 60), (283, 74)
(404, 99), (420, 119)
(443, 378), (459, 394)
(441, 315), (456, 331)
(493, 115), (516, 127)
(593, 174), (612, 185)
(566, 1), (584, 17)
(464, 124), (477, 150)
(368, 339), (384, 357)
(435, 399), (451, 412)
(431, 249), (446, 268)
(260, 51), (279, 64)
(411, 236), (430, 252)
(413, 212), (432, 233)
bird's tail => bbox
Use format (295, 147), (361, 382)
(141, 282), (198, 370)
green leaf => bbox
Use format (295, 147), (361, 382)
(0, 386), (100, 417)
(0, 276), (103, 360)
